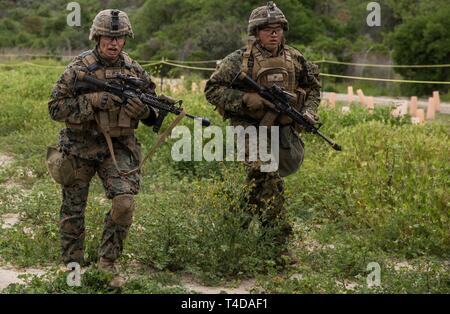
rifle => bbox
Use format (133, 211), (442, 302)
(232, 71), (342, 151)
(73, 71), (211, 176)
(75, 71), (210, 132)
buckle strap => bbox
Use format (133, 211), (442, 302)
(95, 112), (186, 177)
(241, 38), (255, 75)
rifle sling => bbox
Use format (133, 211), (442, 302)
(137, 110), (186, 175)
(95, 111), (186, 177)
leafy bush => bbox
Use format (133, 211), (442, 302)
(387, 3), (450, 95)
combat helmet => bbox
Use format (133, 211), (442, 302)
(247, 1), (289, 35)
(89, 9), (134, 41)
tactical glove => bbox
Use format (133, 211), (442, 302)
(242, 92), (273, 111)
(124, 97), (150, 120)
(158, 94), (176, 104)
(85, 92), (123, 110)
(302, 108), (319, 125)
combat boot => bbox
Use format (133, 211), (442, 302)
(98, 257), (127, 288)
(62, 249), (86, 267)
(98, 257), (117, 273)
(273, 223), (299, 267)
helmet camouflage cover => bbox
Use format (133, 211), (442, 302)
(248, 1), (289, 35)
(89, 9), (134, 41)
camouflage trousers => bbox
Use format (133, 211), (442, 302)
(59, 145), (140, 264)
(232, 119), (294, 245)
(244, 160), (292, 245)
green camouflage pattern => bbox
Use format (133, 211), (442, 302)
(49, 47), (152, 264)
(205, 43), (321, 120)
(49, 48), (153, 161)
(230, 119), (293, 246)
(248, 1), (289, 35)
(59, 145), (140, 264)
(205, 43), (320, 245)
(89, 9), (134, 40)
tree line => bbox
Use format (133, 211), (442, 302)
(0, 0), (448, 95)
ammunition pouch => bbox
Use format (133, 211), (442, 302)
(46, 146), (95, 185)
(46, 146), (77, 185)
(66, 118), (135, 138)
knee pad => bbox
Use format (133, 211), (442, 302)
(111, 194), (135, 227)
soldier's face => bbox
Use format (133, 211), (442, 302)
(257, 23), (284, 48)
(98, 36), (126, 60)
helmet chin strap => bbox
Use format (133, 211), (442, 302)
(255, 36), (282, 55)
(256, 40), (279, 55)
(265, 44), (279, 55)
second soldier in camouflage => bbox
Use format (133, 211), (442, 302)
(205, 2), (321, 261)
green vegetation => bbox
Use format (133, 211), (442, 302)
(386, 1), (450, 95)
(0, 62), (448, 293)
(1, 0), (449, 95)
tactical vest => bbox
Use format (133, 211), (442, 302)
(241, 42), (306, 125)
(241, 43), (307, 177)
(67, 50), (139, 137)
(250, 45), (296, 93)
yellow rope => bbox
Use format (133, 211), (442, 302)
(314, 59), (450, 68)
(3, 54), (450, 68)
(2, 60), (449, 84)
(161, 61), (215, 71)
(140, 61), (164, 67)
(166, 59), (218, 64)
(0, 53), (76, 58)
(0, 62), (65, 68)
(22, 62), (65, 68)
(0, 63), (26, 67)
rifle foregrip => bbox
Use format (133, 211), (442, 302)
(152, 110), (169, 133)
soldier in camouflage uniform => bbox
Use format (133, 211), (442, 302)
(204, 2), (321, 255)
(47, 9), (159, 285)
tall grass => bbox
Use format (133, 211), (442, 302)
(0, 61), (449, 293)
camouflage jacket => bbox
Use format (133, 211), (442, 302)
(48, 47), (156, 161)
(205, 42), (321, 123)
